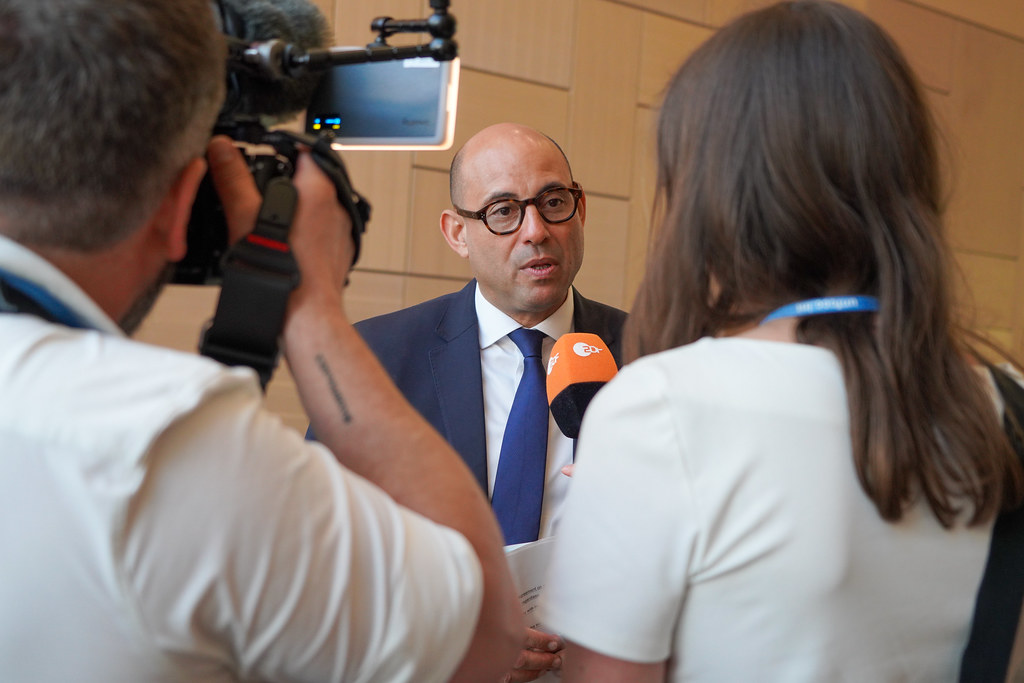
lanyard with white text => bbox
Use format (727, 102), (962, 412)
(761, 296), (879, 324)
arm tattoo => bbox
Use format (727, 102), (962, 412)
(315, 353), (353, 424)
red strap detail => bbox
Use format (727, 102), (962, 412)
(246, 234), (290, 253)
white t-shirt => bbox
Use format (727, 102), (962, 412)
(541, 337), (992, 681)
(0, 236), (482, 682)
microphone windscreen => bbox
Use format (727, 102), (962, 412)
(219, 0), (330, 118)
(546, 333), (617, 439)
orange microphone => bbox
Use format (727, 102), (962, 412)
(545, 333), (618, 439)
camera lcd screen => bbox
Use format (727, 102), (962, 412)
(305, 56), (459, 150)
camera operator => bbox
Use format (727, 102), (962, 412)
(0, 1), (520, 681)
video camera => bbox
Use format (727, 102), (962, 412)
(182, 0), (458, 388)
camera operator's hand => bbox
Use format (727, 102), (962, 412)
(283, 149), (356, 312)
(205, 136), (262, 245)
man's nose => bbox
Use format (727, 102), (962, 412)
(519, 205), (550, 243)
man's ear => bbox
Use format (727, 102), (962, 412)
(150, 157), (208, 262)
(577, 189), (587, 227)
(440, 209), (470, 259)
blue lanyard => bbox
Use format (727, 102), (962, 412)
(0, 266), (94, 330)
(761, 295), (879, 324)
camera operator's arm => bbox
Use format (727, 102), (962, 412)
(206, 136), (522, 683)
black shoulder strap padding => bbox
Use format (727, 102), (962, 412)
(960, 365), (1024, 683)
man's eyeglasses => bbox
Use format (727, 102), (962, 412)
(454, 183), (583, 236)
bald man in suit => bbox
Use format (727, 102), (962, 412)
(314, 123), (626, 682)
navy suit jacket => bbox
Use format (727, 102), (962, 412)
(344, 280), (627, 493)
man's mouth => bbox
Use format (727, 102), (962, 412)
(523, 259), (556, 276)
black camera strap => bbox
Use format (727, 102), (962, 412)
(199, 176), (300, 389)
(197, 132), (370, 390)
(959, 364), (1024, 682)
(196, 132), (372, 393)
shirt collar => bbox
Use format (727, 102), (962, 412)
(474, 282), (575, 349)
(0, 234), (123, 335)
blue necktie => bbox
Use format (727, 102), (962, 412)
(492, 327), (549, 545)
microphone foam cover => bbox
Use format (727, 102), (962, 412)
(546, 333), (617, 439)
(220, 0), (330, 118)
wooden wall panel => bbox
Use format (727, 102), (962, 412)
(451, 0), (576, 89)
(1015, 189), (1024, 356)
(708, 0), (774, 27)
(413, 69), (571, 173)
(331, 0), (423, 47)
(955, 252), (1018, 330)
(574, 194), (632, 310)
(404, 274), (465, 307)
(924, 87), (962, 241)
(908, 0), (1024, 41)
(868, 0), (956, 93)
(345, 270), (406, 322)
(339, 150), (414, 272)
(567, 0), (643, 198)
(135, 286), (217, 357)
(626, 106), (658, 309)
(309, 0), (334, 32)
(611, 0), (704, 23)
(407, 167), (471, 278)
(943, 21), (1024, 257)
(638, 14), (714, 107)
(134, 0), (1024, 429)
(707, 0), (835, 27)
(986, 328), (1016, 353)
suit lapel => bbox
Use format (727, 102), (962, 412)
(569, 288), (628, 459)
(429, 282), (489, 491)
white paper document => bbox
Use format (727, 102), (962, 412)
(505, 537), (560, 682)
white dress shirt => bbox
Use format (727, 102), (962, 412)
(475, 283), (574, 540)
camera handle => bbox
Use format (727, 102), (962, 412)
(199, 130), (370, 390)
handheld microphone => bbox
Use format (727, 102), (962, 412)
(546, 333), (618, 439)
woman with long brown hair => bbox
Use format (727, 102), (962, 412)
(540, 2), (1024, 680)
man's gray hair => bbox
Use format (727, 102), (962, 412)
(0, 0), (226, 250)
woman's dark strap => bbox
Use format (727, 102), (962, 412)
(960, 366), (1024, 682)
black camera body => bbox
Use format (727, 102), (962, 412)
(176, 0), (455, 286)
(184, 0), (453, 388)
(175, 0), (355, 286)
(174, 118), (323, 285)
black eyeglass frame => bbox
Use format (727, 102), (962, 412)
(453, 182), (583, 236)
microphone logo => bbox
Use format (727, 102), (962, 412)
(547, 333), (617, 439)
(572, 342), (603, 357)
(547, 352), (560, 375)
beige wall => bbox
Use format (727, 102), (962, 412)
(136, 0), (1024, 432)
